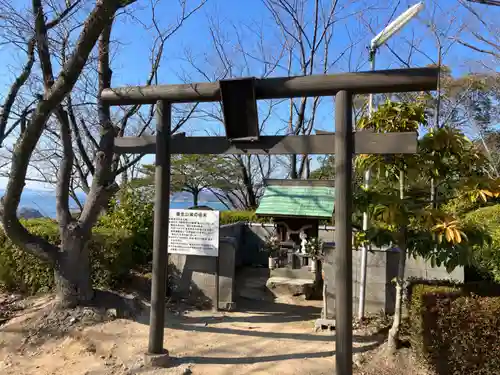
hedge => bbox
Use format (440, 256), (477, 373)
(219, 210), (333, 226)
(219, 210), (271, 225)
(408, 280), (500, 375)
(0, 218), (135, 294)
(465, 204), (500, 283)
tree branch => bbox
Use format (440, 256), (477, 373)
(0, 38), (35, 145)
(79, 20), (119, 233)
(0, 0), (135, 262)
(67, 96), (95, 175)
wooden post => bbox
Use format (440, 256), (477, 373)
(148, 100), (171, 354)
(334, 91), (353, 375)
(214, 254), (220, 312)
(101, 67), (439, 105)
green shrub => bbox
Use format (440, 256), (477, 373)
(0, 218), (135, 294)
(99, 187), (154, 265)
(408, 280), (500, 375)
(89, 226), (135, 288)
(464, 204), (500, 282)
(219, 210), (333, 226)
(407, 282), (461, 356)
(220, 210), (271, 225)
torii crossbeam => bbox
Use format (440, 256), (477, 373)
(100, 66), (438, 375)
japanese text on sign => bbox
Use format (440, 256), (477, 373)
(168, 209), (220, 257)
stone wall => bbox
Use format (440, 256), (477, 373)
(167, 221), (464, 314)
(168, 231), (239, 310)
(243, 222), (464, 315)
(323, 246), (464, 317)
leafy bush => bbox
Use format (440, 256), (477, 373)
(407, 281), (461, 356)
(99, 187), (154, 265)
(465, 204), (500, 282)
(0, 218), (135, 294)
(408, 280), (500, 375)
(219, 210), (333, 226)
(220, 210), (271, 225)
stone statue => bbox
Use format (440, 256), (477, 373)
(299, 230), (308, 254)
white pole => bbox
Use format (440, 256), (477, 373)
(357, 50), (375, 321)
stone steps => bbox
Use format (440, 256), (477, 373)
(266, 276), (315, 300)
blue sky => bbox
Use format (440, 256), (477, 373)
(0, 0), (498, 190)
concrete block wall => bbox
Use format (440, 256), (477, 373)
(167, 221), (464, 314)
(168, 235), (239, 310)
(323, 247), (464, 317)
(245, 223), (464, 315)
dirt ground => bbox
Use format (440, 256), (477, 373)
(0, 292), (424, 375)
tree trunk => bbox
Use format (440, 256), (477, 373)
(192, 190), (199, 207)
(290, 154), (298, 179)
(54, 231), (93, 307)
(387, 169), (406, 352)
(387, 239), (406, 352)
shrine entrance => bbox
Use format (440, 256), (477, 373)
(100, 67), (438, 374)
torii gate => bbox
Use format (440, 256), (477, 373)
(101, 67), (438, 375)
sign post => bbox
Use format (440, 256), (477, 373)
(168, 209), (221, 310)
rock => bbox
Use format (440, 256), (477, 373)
(266, 277), (315, 299)
(143, 350), (170, 368)
(104, 359), (114, 366)
(353, 353), (365, 368)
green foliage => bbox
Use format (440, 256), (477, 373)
(310, 155), (335, 180)
(407, 281), (461, 357)
(219, 210), (332, 226)
(219, 210), (271, 225)
(353, 100), (496, 273)
(0, 218), (135, 294)
(304, 237), (324, 260)
(90, 226), (135, 288)
(408, 280), (500, 375)
(261, 228), (281, 258)
(465, 205), (500, 282)
(99, 187), (154, 265)
(358, 99), (426, 133)
(133, 154), (239, 206)
(441, 196), (481, 216)
(0, 219), (58, 293)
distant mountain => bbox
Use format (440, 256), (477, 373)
(0, 188), (229, 219)
(0, 189), (84, 219)
(18, 207), (44, 219)
(171, 190), (220, 202)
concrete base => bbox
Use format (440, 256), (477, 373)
(144, 350), (170, 368)
(218, 301), (237, 311)
(271, 266), (314, 280)
(266, 277), (315, 300)
(314, 318), (336, 332)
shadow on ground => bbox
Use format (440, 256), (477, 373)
(128, 345), (381, 374)
(133, 297), (384, 345)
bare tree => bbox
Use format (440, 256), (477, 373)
(0, 0), (204, 210)
(455, 0), (499, 64)
(180, 16), (284, 209)
(0, 0), (204, 307)
(263, 0), (346, 179)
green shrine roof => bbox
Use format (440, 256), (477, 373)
(256, 182), (335, 219)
